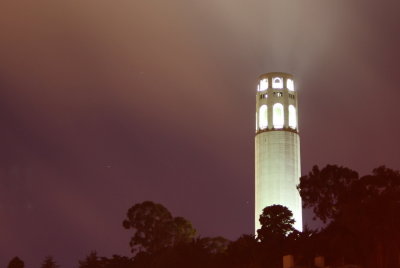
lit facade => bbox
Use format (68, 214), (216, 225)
(255, 72), (302, 232)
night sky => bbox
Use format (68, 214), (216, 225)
(1, 1), (400, 267)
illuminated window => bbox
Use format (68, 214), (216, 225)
(272, 77), (283, 89)
(273, 103), (284, 129)
(273, 92), (283, 98)
(260, 93), (267, 99)
(289, 105), (297, 129)
(259, 78), (268, 91)
(287, 79), (294, 91)
(259, 105), (268, 130)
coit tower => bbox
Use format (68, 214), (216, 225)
(255, 72), (302, 232)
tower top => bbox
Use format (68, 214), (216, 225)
(258, 72), (293, 80)
(256, 72), (295, 92)
(255, 72), (298, 132)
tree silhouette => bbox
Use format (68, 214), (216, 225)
(78, 251), (103, 268)
(122, 201), (196, 254)
(7, 257), (24, 268)
(197, 236), (230, 255)
(257, 204), (295, 242)
(170, 216), (197, 246)
(100, 255), (133, 268)
(298, 165), (400, 268)
(225, 235), (260, 268)
(255, 205), (296, 268)
(298, 164), (359, 222)
(286, 226), (319, 267)
(40, 256), (59, 268)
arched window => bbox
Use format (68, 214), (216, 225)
(289, 105), (297, 129)
(273, 103), (284, 129)
(272, 77), (283, 89)
(259, 105), (268, 130)
(287, 79), (294, 91)
(259, 78), (268, 91)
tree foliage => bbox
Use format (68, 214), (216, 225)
(298, 165), (400, 268)
(78, 252), (102, 268)
(197, 236), (230, 255)
(170, 216), (197, 245)
(122, 201), (196, 254)
(298, 164), (359, 222)
(101, 255), (134, 268)
(40, 256), (59, 268)
(8, 257), (24, 268)
(257, 204), (295, 242)
(225, 235), (259, 268)
(78, 252), (134, 268)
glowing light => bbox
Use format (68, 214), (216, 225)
(287, 79), (294, 91)
(259, 105), (268, 129)
(272, 77), (283, 89)
(273, 103), (284, 128)
(259, 78), (268, 91)
(289, 105), (297, 129)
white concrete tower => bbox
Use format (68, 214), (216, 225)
(255, 72), (302, 232)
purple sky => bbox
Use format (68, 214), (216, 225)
(1, 1), (400, 267)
